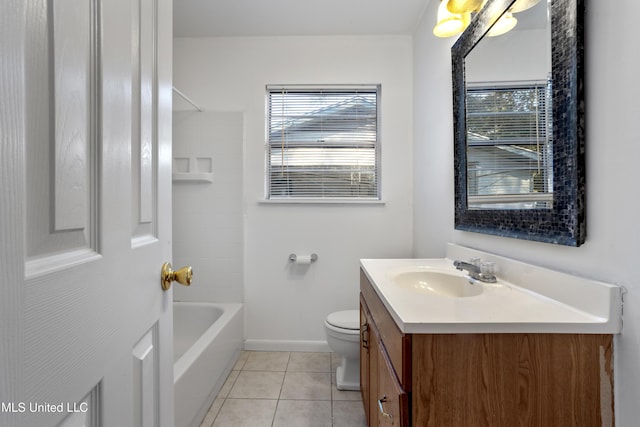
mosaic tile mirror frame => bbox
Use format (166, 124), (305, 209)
(451, 0), (585, 246)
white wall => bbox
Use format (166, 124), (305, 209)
(172, 111), (244, 303)
(413, 0), (457, 258)
(174, 35), (414, 350)
(413, 1), (640, 424)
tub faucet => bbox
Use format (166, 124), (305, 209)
(453, 259), (497, 283)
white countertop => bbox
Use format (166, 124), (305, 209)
(360, 248), (623, 334)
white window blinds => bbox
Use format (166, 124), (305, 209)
(266, 85), (380, 200)
(465, 81), (553, 209)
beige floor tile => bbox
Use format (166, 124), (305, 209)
(331, 352), (341, 372)
(212, 398), (277, 427)
(196, 351), (366, 427)
(233, 351), (250, 370)
(227, 370), (285, 399)
(280, 372), (332, 400)
(199, 398), (224, 427)
(287, 352), (331, 372)
(272, 400), (332, 427)
(217, 370), (239, 398)
(332, 400), (367, 427)
(331, 382), (363, 401)
(243, 351), (290, 371)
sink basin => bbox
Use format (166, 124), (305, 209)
(391, 271), (483, 298)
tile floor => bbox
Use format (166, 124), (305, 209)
(199, 351), (367, 427)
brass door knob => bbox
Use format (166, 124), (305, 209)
(161, 262), (193, 291)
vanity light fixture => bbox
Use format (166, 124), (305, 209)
(433, 0), (471, 38)
(484, 0), (541, 37)
(435, 0), (532, 39)
(446, 0), (484, 14)
(509, 0), (542, 13)
(487, 11), (517, 36)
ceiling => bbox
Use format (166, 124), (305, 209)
(173, 0), (432, 37)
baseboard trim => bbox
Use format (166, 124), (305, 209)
(244, 339), (331, 352)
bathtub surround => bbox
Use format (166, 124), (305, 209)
(172, 112), (244, 303)
(173, 35), (414, 352)
(413, 0), (640, 424)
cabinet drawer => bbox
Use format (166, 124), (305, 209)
(377, 331), (409, 427)
(360, 269), (411, 388)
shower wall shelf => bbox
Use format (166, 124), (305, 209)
(173, 156), (213, 183)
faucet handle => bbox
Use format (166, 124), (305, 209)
(480, 261), (496, 276)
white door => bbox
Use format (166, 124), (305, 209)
(1, 0), (175, 426)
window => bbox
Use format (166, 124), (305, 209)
(266, 85), (380, 200)
(465, 81), (552, 209)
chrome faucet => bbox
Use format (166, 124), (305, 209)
(453, 259), (497, 283)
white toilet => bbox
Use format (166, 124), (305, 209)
(324, 310), (361, 391)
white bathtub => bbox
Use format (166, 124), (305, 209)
(173, 302), (243, 427)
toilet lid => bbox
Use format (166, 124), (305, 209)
(326, 310), (360, 330)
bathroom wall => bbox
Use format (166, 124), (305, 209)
(413, 1), (640, 424)
(172, 111), (244, 303)
(173, 35), (414, 350)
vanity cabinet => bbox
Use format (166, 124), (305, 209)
(359, 269), (615, 427)
(360, 270), (410, 427)
(361, 302), (409, 427)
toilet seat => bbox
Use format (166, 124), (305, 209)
(326, 310), (360, 330)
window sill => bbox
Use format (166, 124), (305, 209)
(259, 198), (386, 206)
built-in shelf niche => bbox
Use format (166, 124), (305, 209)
(172, 156), (213, 183)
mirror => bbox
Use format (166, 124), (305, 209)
(452, 0), (585, 246)
(464, 1), (551, 210)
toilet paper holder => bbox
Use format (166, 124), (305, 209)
(289, 253), (318, 263)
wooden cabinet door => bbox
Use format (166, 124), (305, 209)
(360, 301), (371, 425)
(360, 297), (379, 426)
(377, 336), (409, 427)
(368, 322), (380, 427)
